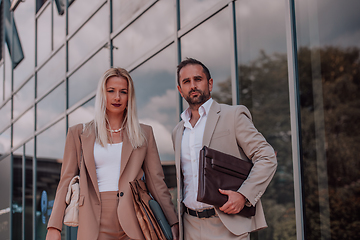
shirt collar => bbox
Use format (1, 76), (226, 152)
(181, 98), (213, 123)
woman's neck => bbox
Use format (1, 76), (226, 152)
(107, 114), (124, 130)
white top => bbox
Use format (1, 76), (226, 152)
(180, 98), (213, 210)
(93, 142), (123, 192)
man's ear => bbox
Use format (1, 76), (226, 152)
(208, 78), (213, 92)
(177, 85), (184, 98)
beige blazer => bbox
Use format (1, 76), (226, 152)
(48, 122), (178, 240)
(172, 101), (277, 238)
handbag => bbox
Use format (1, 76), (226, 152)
(129, 179), (173, 240)
(63, 123), (84, 227)
(197, 146), (256, 217)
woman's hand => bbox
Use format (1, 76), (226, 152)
(171, 223), (179, 240)
(45, 227), (61, 240)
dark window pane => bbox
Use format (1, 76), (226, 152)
(37, 47), (65, 97)
(181, 8), (231, 105)
(12, 146), (23, 240)
(36, 83), (65, 130)
(113, 0), (174, 68)
(37, 3), (52, 65)
(130, 45), (177, 161)
(0, 155), (11, 240)
(25, 139), (34, 240)
(112, 0), (148, 31)
(68, 47), (109, 107)
(13, 77), (35, 120)
(36, 119), (66, 239)
(68, 3), (109, 70)
(235, 1), (294, 239)
(13, 108), (35, 148)
(295, 0), (360, 239)
(68, 97), (95, 127)
(0, 100), (11, 131)
(0, 128), (11, 156)
(13, 0), (35, 90)
(180, 0), (219, 27)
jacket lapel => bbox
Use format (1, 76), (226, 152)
(120, 130), (134, 177)
(203, 101), (221, 147)
(174, 122), (184, 177)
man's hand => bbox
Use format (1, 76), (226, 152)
(45, 227), (61, 240)
(218, 189), (246, 214)
(171, 223), (179, 240)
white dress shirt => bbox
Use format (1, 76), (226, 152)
(181, 98), (213, 210)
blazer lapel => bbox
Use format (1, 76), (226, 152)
(174, 122), (185, 177)
(203, 101), (221, 147)
(80, 124), (100, 200)
(120, 130), (134, 177)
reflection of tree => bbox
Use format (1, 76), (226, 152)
(212, 46), (360, 239)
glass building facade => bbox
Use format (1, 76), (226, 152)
(0, 0), (359, 239)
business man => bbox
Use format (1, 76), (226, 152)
(172, 58), (277, 240)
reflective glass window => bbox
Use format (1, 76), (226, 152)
(68, 47), (109, 107)
(235, 1), (294, 239)
(113, 0), (174, 68)
(37, 3), (52, 65)
(36, 119), (66, 239)
(112, 0), (148, 31)
(0, 155), (11, 240)
(37, 47), (65, 97)
(68, 0), (103, 35)
(13, 108), (35, 148)
(25, 139), (34, 240)
(53, 0), (66, 49)
(13, 77), (35, 119)
(181, 8), (231, 104)
(180, 0), (219, 27)
(68, 97), (95, 127)
(130, 45), (177, 161)
(0, 64), (3, 102)
(13, 0), (35, 90)
(12, 146), (23, 240)
(36, 82), (65, 130)
(295, 1), (360, 239)
(0, 128), (11, 156)
(4, 44), (12, 100)
(0, 100), (11, 131)
(68, 3), (109, 70)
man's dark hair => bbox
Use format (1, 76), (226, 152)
(177, 58), (211, 86)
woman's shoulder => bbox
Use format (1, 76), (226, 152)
(139, 123), (152, 134)
(68, 120), (94, 134)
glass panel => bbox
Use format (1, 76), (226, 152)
(0, 64), (3, 102)
(68, 47), (109, 107)
(37, 47), (65, 97)
(112, 0), (148, 31)
(180, 0), (219, 27)
(181, 8), (231, 104)
(68, 0), (103, 35)
(235, 1), (294, 239)
(36, 119), (66, 239)
(295, 0), (360, 239)
(13, 108), (35, 148)
(0, 155), (11, 240)
(53, 0), (65, 49)
(13, 77), (35, 119)
(113, 0), (174, 68)
(13, 0), (35, 90)
(0, 100), (11, 132)
(4, 43), (12, 100)
(130, 45), (177, 161)
(12, 146), (23, 240)
(36, 82), (65, 130)
(0, 128), (11, 157)
(37, 3), (52, 65)
(68, 97), (95, 127)
(68, 3), (109, 70)
(25, 140), (34, 240)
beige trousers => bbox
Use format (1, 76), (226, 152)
(98, 191), (131, 240)
(183, 212), (250, 240)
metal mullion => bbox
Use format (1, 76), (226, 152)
(34, 114), (66, 138)
(35, 0), (51, 19)
(11, 73), (35, 96)
(229, 1), (239, 106)
(285, 0), (304, 239)
(35, 78), (65, 104)
(35, 42), (65, 73)
(175, 0), (182, 120)
(32, 135), (37, 240)
(22, 145), (25, 240)
(109, 0), (113, 67)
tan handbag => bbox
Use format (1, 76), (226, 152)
(63, 123), (84, 227)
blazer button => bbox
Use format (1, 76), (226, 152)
(120, 192), (124, 197)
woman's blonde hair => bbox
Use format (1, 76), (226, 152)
(94, 67), (145, 148)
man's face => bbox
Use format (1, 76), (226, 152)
(177, 64), (213, 106)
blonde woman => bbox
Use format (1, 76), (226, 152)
(46, 68), (179, 240)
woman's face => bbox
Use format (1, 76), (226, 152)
(105, 76), (128, 117)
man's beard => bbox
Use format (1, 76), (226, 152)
(185, 89), (210, 105)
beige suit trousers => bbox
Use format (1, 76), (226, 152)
(183, 213), (250, 240)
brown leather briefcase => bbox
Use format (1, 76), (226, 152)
(197, 146), (256, 217)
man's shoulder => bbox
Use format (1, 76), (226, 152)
(172, 120), (184, 135)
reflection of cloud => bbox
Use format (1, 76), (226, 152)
(0, 130), (11, 153)
(139, 118), (173, 156)
(37, 120), (65, 160)
(68, 105), (95, 127)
